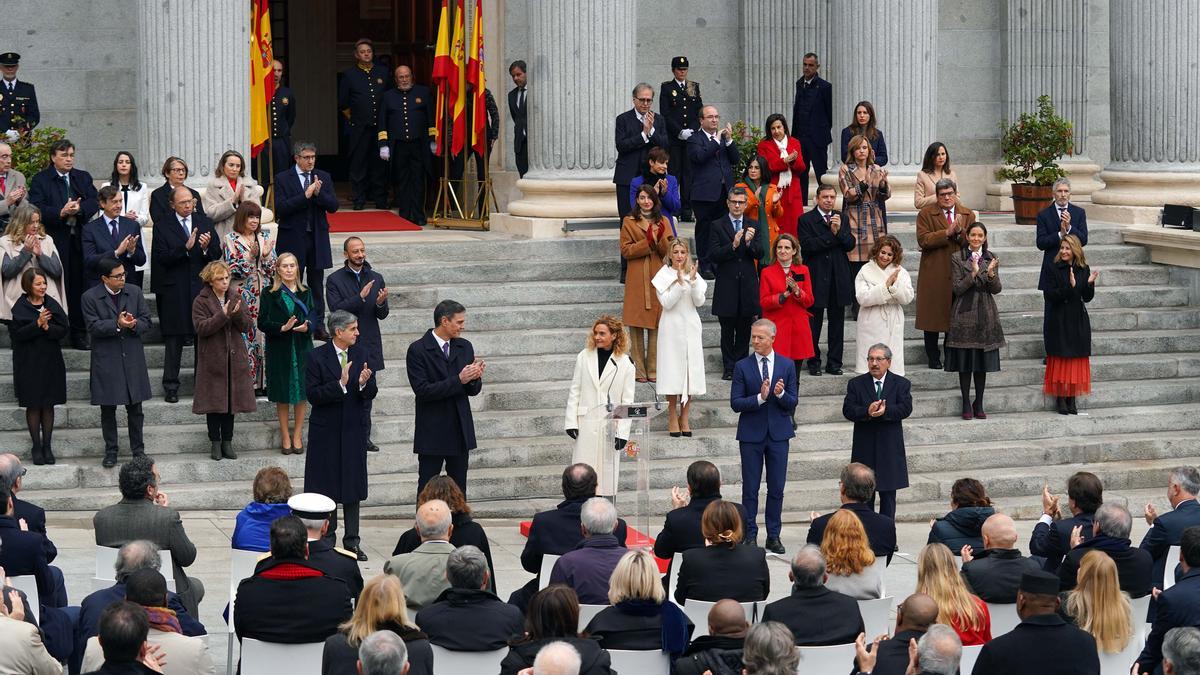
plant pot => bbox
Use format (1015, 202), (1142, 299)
(1011, 183), (1053, 224)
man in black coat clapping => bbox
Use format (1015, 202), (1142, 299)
(797, 185), (855, 376)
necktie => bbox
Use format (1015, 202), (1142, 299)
(63, 175), (73, 199)
(338, 350), (348, 368)
(109, 219), (118, 241)
(442, 342), (450, 360)
(761, 357), (769, 382)
(303, 172), (312, 188)
(121, 184), (130, 211)
(0, 175), (6, 194)
(945, 210), (954, 227)
(518, 88), (525, 110)
(733, 219), (742, 232)
(875, 380), (883, 399)
(823, 213), (831, 225)
(181, 217), (190, 237)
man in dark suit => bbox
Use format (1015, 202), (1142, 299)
(27, 138), (98, 349)
(1035, 177), (1088, 292)
(1030, 471), (1102, 572)
(150, 186), (221, 403)
(790, 53), (832, 204)
(710, 189), (761, 378)
(674, 599), (748, 675)
(406, 300), (484, 496)
(731, 318), (797, 553)
(0, 482), (66, 607)
(689, 105), (739, 277)
(83, 185), (146, 289)
(377, 65), (434, 226)
(1057, 502), (1153, 597)
(234, 515), (353, 645)
(275, 140), (339, 341)
(973, 570), (1100, 675)
(286, 492), (365, 599)
(759, 545), (863, 645)
(614, 83), (668, 281)
(0, 453), (55, 562)
(507, 60), (528, 177)
(304, 310), (378, 561)
(660, 56), (703, 222)
(842, 343), (913, 520)
(417, 544), (524, 651)
(959, 513), (1042, 603)
(654, 460), (745, 562)
(1140, 467), (1200, 602)
(807, 463), (897, 563)
(852, 593), (938, 675)
(797, 185), (855, 376)
(338, 38), (391, 210)
(1140, 527), (1200, 675)
(326, 236), (389, 453)
(0, 52), (39, 133)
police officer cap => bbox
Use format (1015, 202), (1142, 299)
(1018, 569), (1060, 596)
(671, 56), (689, 70)
(288, 492), (336, 520)
(0, 53), (20, 66)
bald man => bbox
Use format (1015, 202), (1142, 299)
(854, 593), (939, 675)
(383, 499), (455, 612)
(377, 64), (434, 225)
(960, 513), (1042, 603)
(674, 599), (750, 675)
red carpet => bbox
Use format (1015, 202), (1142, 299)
(327, 210), (423, 233)
(521, 521), (670, 572)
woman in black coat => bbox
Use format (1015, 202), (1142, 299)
(1043, 234), (1097, 415)
(8, 268), (67, 465)
(500, 585), (612, 675)
(391, 476), (498, 592)
(321, 575), (432, 675)
(928, 478), (995, 555)
(585, 550), (693, 657)
(675, 500), (770, 604)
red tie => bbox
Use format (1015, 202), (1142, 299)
(0, 175), (6, 195)
(945, 210), (953, 227)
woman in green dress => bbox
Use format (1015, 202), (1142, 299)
(258, 251), (315, 454)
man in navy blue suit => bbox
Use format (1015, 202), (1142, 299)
(614, 83), (668, 282)
(731, 318), (797, 554)
(83, 185), (146, 289)
(689, 105), (739, 277)
(1140, 467), (1200, 618)
(1030, 471), (1102, 572)
(790, 53), (833, 204)
(1035, 177), (1088, 292)
(275, 140), (339, 341)
(1139, 526), (1200, 675)
(843, 343), (913, 520)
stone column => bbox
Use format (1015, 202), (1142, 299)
(496, 0), (636, 235)
(138, 0), (250, 182)
(1090, 0), (1200, 224)
(740, 0), (830, 127)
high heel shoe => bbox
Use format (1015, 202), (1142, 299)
(1055, 397), (1069, 415)
(961, 402), (973, 420)
(43, 444), (55, 465)
(668, 416), (681, 438)
(972, 401), (987, 420)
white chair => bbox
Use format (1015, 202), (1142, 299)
(429, 645), (508, 675)
(227, 549), (267, 674)
(959, 644), (984, 674)
(986, 602), (1021, 637)
(608, 649), (671, 674)
(1163, 545), (1182, 591)
(578, 603), (607, 632)
(857, 596), (895, 640)
(1099, 635), (1145, 675)
(682, 599), (756, 638)
(6, 575), (39, 622)
(538, 554), (560, 591)
(1130, 594), (1151, 638)
(796, 643), (857, 673)
(239, 638), (323, 675)
(92, 546), (176, 592)
(872, 557), (888, 597)
(667, 552), (683, 606)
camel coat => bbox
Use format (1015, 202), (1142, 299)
(913, 169), (958, 209)
(202, 174), (264, 240)
(914, 203), (973, 332)
(191, 285), (257, 415)
(620, 215), (672, 329)
(564, 347), (636, 495)
(855, 261), (915, 375)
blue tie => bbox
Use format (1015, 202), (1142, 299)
(733, 219), (742, 232)
(761, 356), (769, 382)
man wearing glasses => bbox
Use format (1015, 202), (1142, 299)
(688, 105), (739, 279)
(613, 83), (668, 281)
(842, 343), (913, 520)
(275, 140), (339, 341)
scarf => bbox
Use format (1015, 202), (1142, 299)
(145, 606), (182, 634)
(773, 136), (792, 190)
(281, 285), (311, 321)
(615, 599), (691, 657)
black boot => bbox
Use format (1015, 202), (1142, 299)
(43, 443), (55, 465)
(1066, 397), (1078, 415)
(210, 440), (222, 461)
(221, 440), (237, 459)
(1056, 397), (1069, 415)
(30, 440), (44, 466)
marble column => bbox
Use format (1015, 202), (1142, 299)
(1091, 0), (1200, 224)
(740, 0), (830, 127)
(138, 0), (250, 182)
(500, 0), (636, 231)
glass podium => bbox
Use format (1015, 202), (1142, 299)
(586, 400), (665, 547)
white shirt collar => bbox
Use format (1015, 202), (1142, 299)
(1057, 202), (1071, 210)
(675, 79), (686, 87)
(874, 372), (887, 387)
(334, 343), (349, 360)
(295, 165), (311, 179)
(176, 213), (190, 226)
(757, 351), (775, 366)
(803, 77), (815, 86)
(818, 208), (831, 218)
(57, 170), (70, 179)
(433, 332), (450, 352)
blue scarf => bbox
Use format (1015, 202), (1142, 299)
(615, 599), (691, 656)
(281, 285), (312, 323)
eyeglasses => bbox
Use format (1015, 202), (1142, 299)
(635, 97), (653, 103)
(866, 356), (889, 363)
(728, 200), (747, 206)
(936, 191), (955, 197)
(297, 154), (317, 160)
(105, 272), (126, 279)
(168, 167), (186, 173)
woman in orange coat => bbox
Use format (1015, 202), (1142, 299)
(620, 184), (673, 382)
(759, 233), (815, 362)
(735, 154), (784, 268)
(755, 113), (806, 239)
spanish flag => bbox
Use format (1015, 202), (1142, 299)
(466, 0), (486, 157)
(249, 0), (274, 158)
(432, 0), (467, 156)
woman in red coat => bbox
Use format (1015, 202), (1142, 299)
(759, 233), (815, 362)
(755, 113), (806, 239)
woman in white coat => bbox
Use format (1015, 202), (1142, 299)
(202, 150), (264, 240)
(855, 234), (914, 375)
(100, 151), (150, 226)
(564, 315), (637, 497)
(653, 238), (707, 437)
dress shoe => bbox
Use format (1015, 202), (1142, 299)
(351, 546), (368, 562)
(43, 446), (55, 465)
(1056, 397), (1069, 415)
(221, 440), (237, 459)
(928, 359), (943, 370)
(808, 366), (823, 376)
(353, 202), (365, 211)
(747, 536), (758, 548)
(961, 403), (973, 420)
(764, 537), (786, 555)
(366, 441), (380, 452)
(375, 203), (390, 211)
(972, 402), (987, 420)
(722, 370), (733, 381)
(255, 387), (267, 398)
(183, 336), (195, 347)
(825, 367), (843, 376)
(681, 430), (693, 438)
(102, 454), (118, 468)
(1066, 397), (1078, 415)
(210, 441), (222, 461)
(165, 391), (179, 404)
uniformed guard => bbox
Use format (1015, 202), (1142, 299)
(337, 39), (391, 210)
(377, 65), (434, 226)
(256, 59), (295, 188)
(660, 55), (703, 222)
(286, 492), (366, 595)
(0, 52), (40, 137)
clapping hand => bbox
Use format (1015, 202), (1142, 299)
(772, 378), (785, 397)
(1088, 269), (1100, 284)
(36, 307), (50, 330)
(868, 399), (887, 418)
(1069, 268), (1076, 287)
(376, 286), (389, 306)
(292, 320), (309, 333)
(359, 279), (376, 299)
(961, 544), (975, 563)
(1042, 485), (1060, 518)
(886, 268), (900, 288)
(744, 226), (756, 243)
(671, 486), (690, 509)
(4, 185), (24, 205)
(0, 588), (25, 622)
(732, 227), (745, 248)
(655, 178), (667, 195)
(22, 233), (36, 251)
(771, 189), (782, 204)
(878, 168), (889, 183)
(1069, 524), (1084, 549)
(689, 263), (698, 281)
(116, 234), (139, 256)
(198, 231), (212, 249)
(759, 377), (770, 400)
(853, 633), (883, 674)
(785, 150), (798, 163)
(281, 315), (298, 332)
(358, 364), (373, 388)
(987, 257), (999, 277)
(339, 360), (352, 387)
(60, 197), (81, 217)
(1060, 208), (1071, 232)
(1145, 502), (1159, 525)
(223, 297), (241, 316)
(305, 177), (322, 198)
(459, 360), (483, 384)
(185, 227), (198, 250)
(142, 643), (167, 673)
(641, 111), (655, 135)
(720, 122), (733, 140)
(830, 213), (842, 232)
(117, 311), (137, 330)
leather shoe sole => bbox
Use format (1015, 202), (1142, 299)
(764, 538), (786, 555)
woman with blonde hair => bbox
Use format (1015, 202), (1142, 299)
(1063, 550), (1132, 654)
(584, 549), (694, 656)
(1043, 233), (1097, 415)
(839, 134), (890, 318)
(321, 575), (432, 675)
(916, 542), (991, 645)
(1, 204), (63, 321)
(192, 260), (255, 461)
(821, 509), (882, 599)
(620, 184), (673, 382)
(675, 499), (770, 604)
(258, 251), (316, 454)
(564, 315), (636, 496)
(854, 234), (914, 375)
(653, 237), (707, 437)
(202, 149), (264, 240)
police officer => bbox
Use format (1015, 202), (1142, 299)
(0, 52), (39, 138)
(255, 59), (295, 188)
(660, 56), (703, 222)
(286, 492), (366, 593)
(337, 39), (391, 211)
(377, 65), (434, 226)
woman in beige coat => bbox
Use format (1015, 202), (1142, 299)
(202, 150), (264, 240)
(564, 315), (636, 497)
(913, 142), (959, 209)
(620, 184), (673, 382)
(0, 204), (63, 321)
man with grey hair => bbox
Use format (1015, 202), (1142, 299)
(0, 141), (27, 224)
(1035, 175), (1087, 293)
(0, 453), (54, 560)
(384, 499), (454, 611)
(275, 139), (338, 341)
(914, 177), (973, 369)
(531, 640), (583, 675)
(1058, 501), (1152, 597)
(843, 342), (912, 520)
(712, 186), (760, 375)
(692, 106), (741, 279)
(358, 629), (409, 675)
(759, 545), (863, 645)
(613, 82), (667, 280)
(1161, 626), (1200, 675)
(1142, 466), (1200, 605)
(548, 497), (626, 604)
(415, 545), (524, 651)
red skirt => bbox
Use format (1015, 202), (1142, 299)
(1044, 356), (1091, 396)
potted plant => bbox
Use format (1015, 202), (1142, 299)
(7, 121), (68, 179)
(731, 119), (763, 177)
(996, 94), (1074, 224)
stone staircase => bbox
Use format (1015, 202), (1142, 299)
(10, 218), (1200, 522)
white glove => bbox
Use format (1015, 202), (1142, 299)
(429, 140), (438, 154)
(679, 129), (694, 141)
(379, 146), (391, 161)
(3, 130), (17, 142)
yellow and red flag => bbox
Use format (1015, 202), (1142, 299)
(249, 0), (274, 158)
(432, 0), (467, 156)
(466, 0), (486, 156)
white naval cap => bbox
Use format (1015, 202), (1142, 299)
(287, 492), (336, 520)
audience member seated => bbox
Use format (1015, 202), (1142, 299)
(499, 585), (612, 675)
(1059, 550), (1132, 656)
(972, 570), (1100, 675)
(740, 621), (798, 674)
(1139, 466), (1200, 604)
(820, 508), (882, 599)
(528, 641), (583, 675)
(233, 515), (352, 645)
(862, 623), (962, 675)
(960, 513), (1042, 603)
(654, 460), (744, 562)
(81, 569), (212, 675)
(852, 593), (939, 675)
(231, 466), (293, 552)
(392, 476), (497, 593)
(416, 544), (523, 651)
(584, 550), (693, 657)
(322, 575), (432, 675)
(82, 601), (168, 675)
(675, 499), (769, 604)
(0, 453), (57, 561)
(927, 478), (994, 555)
(0, 586), (60, 675)
(549, 497), (627, 606)
(288, 492), (364, 601)
(759, 544), (863, 646)
(915, 543), (990, 646)
(383, 499), (454, 612)
(1139, 526), (1200, 674)
(0, 481), (65, 606)
(1155, 627), (1200, 675)
(1030, 471), (1102, 573)
(806, 463), (897, 562)
(511, 464), (629, 612)
(93, 456), (205, 618)
(357, 630), (411, 675)
(673, 598), (749, 675)
(1058, 502), (1152, 598)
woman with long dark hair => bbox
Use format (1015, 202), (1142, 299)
(914, 142), (957, 209)
(839, 100), (889, 167)
(101, 151), (149, 226)
(946, 222), (1004, 419)
(734, 154), (782, 268)
(628, 146), (681, 236)
(499, 585), (613, 675)
(756, 113), (806, 239)
(619, 184), (672, 382)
